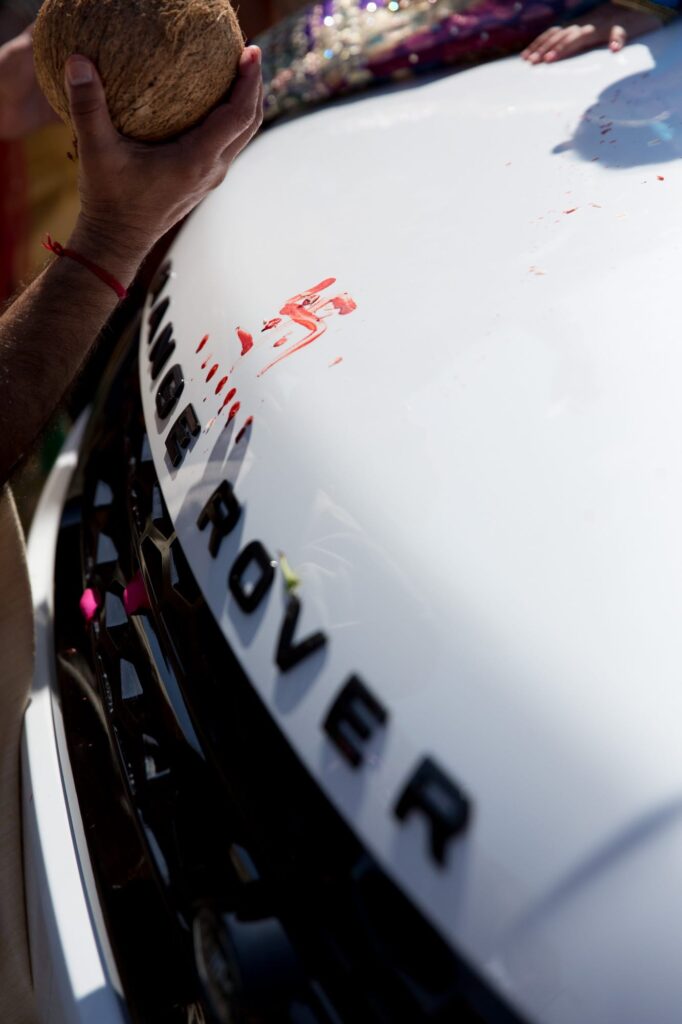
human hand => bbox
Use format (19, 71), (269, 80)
(0, 25), (58, 139)
(66, 46), (263, 271)
(521, 1), (662, 62)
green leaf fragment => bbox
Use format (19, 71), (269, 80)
(278, 552), (301, 593)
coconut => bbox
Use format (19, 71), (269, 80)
(33, 0), (244, 142)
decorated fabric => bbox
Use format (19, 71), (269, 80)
(259, 0), (602, 122)
(613, 0), (678, 21)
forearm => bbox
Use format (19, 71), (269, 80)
(0, 217), (148, 487)
(0, 40), (261, 488)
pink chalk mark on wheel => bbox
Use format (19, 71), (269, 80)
(79, 587), (101, 623)
(123, 571), (151, 615)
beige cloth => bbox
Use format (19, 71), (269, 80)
(0, 486), (37, 1023)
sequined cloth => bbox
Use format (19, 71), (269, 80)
(260, 0), (600, 121)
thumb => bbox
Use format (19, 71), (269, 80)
(609, 24), (627, 50)
(65, 55), (116, 152)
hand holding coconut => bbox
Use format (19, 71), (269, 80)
(30, 0), (259, 267)
(0, 35), (262, 488)
(33, 0), (246, 141)
(65, 45), (263, 274)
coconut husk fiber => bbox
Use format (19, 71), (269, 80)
(33, 0), (244, 141)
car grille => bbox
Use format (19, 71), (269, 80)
(52, 292), (529, 1024)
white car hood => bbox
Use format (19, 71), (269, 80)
(140, 26), (682, 1023)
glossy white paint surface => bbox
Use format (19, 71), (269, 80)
(23, 415), (126, 1024)
(138, 24), (682, 1023)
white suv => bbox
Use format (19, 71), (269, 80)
(22, 21), (682, 1024)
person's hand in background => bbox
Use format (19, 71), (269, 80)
(0, 24), (57, 139)
(521, 1), (663, 62)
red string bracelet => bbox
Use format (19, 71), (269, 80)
(42, 234), (128, 300)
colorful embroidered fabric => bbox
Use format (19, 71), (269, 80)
(259, 0), (601, 122)
(613, 0), (678, 22)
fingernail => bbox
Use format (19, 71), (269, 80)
(67, 56), (93, 85)
(248, 45), (261, 66)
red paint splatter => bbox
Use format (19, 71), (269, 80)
(201, 354), (212, 370)
(262, 317), (282, 332)
(329, 357), (343, 366)
(206, 363), (219, 383)
(196, 334), (209, 353)
(237, 327), (253, 356)
(227, 401), (241, 423)
(235, 416), (254, 444)
(658, 175), (665, 181)
(273, 336), (288, 348)
(258, 278), (358, 377)
(219, 387), (237, 412)
(215, 376), (229, 394)
(329, 293), (357, 316)
(123, 571), (150, 615)
(563, 208), (577, 215)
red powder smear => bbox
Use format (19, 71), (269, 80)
(219, 387), (237, 412)
(237, 327), (253, 356)
(563, 208), (578, 214)
(123, 571), (150, 615)
(79, 587), (101, 623)
(258, 278), (358, 377)
(331, 294), (357, 316)
(201, 354), (212, 370)
(215, 375), (229, 394)
(262, 317), (282, 332)
(658, 175), (665, 181)
(273, 336), (288, 348)
(196, 334), (209, 353)
(227, 401), (241, 423)
(206, 363), (219, 383)
(235, 416), (254, 444)
(329, 357), (343, 367)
